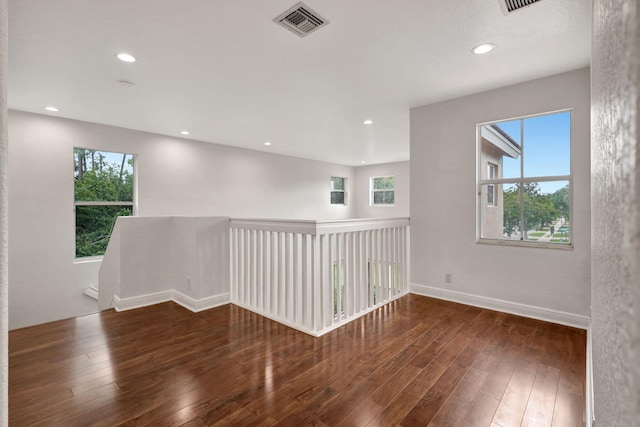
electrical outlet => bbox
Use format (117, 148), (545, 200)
(445, 273), (452, 284)
(186, 276), (192, 290)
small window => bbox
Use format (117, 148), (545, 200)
(478, 110), (571, 246)
(74, 148), (135, 258)
(487, 163), (497, 206)
(330, 177), (346, 205)
(371, 176), (395, 206)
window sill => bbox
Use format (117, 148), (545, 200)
(477, 238), (574, 251)
(73, 256), (104, 264)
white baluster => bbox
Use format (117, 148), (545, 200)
(271, 231), (278, 315)
(354, 231), (362, 314)
(230, 227), (236, 302)
(278, 231), (286, 318)
(312, 234), (321, 332)
(240, 228), (247, 305)
(287, 233), (294, 321)
(257, 230), (263, 311)
(323, 234), (331, 328)
(251, 229), (257, 308)
(294, 233), (302, 324)
(382, 227), (388, 302)
(303, 234), (312, 330)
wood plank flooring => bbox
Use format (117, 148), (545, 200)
(9, 294), (586, 426)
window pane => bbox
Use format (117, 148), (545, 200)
(522, 181), (570, 244)
(487, 164), (496, 180)
(485, 181), (571, 243)
(373, 190), (394, 205)
(330, 177), (344, 191)
(373, 176), (394, 190)
(481, 121), (521, 180)
(523, 112), (570, 178)
(75, 205), (133, 257)
(74, 149), (134, 202)
(480, 183), (507, 239)
(487, 184), (495, 206)
(373, 191), (384, 204)
(331, 191), (345, 204)
(500, 183), (521, 240)
(383, 190), (395, 204)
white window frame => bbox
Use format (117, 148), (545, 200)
(74, 148), (137, 259)
(476, 109), (573, 249)
(330, 176), (346, 205)
(370, 176), (395, 206)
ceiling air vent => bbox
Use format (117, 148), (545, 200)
(500, 0), (542, 14)
(274, 2), (329, 38)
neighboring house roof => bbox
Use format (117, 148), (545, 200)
(482, 124), (522, 159)
(490, 124), (520, 149)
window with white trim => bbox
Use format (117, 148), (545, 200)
(487, 163), (497, 207)
(478, 110), (571, 246)
(74, 148), (135, 257)
(330, 176), (346, 205)
(370, 176), (395, 206)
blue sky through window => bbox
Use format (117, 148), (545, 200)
(495, 111), (570, 194)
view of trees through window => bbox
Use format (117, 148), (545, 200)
(371, 176), (395, 205)
(479, 111), (571, 245)
(330, 176), (345, 204)
(74, 148), (135, 257)
(501, 182), (570, 241)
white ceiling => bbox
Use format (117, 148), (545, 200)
(7, 0), (591, 166)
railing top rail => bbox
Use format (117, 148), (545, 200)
(229, 217), (410, 235)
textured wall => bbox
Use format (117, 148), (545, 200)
(0, 0), (8, 423)
(0, 0), (8, 422)
(591, 0), (640, 425)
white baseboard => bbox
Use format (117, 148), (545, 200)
(173, 291), (230, 312)
(586, 327), (594, 426)
(410, 283), (590, 329)
(84, 285), (99, 301)
(113, 291), (173, 312)
(113, 290), (230, 313)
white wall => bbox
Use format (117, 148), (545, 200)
(354, 161), (410, 218)
(8, 110), (356, 329)
(99, 216), (230, 312)
(410, 68), (591, 320)
(591, 0), (640, 424)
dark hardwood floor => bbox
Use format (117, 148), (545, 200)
(9, 294), (586, 426)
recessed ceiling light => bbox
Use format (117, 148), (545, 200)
(360, 161), (366, 164)
(472, 43), (496, 55)
(363, 120), (373, 125)
(44, 106), (59, 112)
(264, 141), (272, 146)
(117, 53), (136, 63)
(180, 130), (190, 135)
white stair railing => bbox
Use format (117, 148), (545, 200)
(229, 218), (410, 336)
